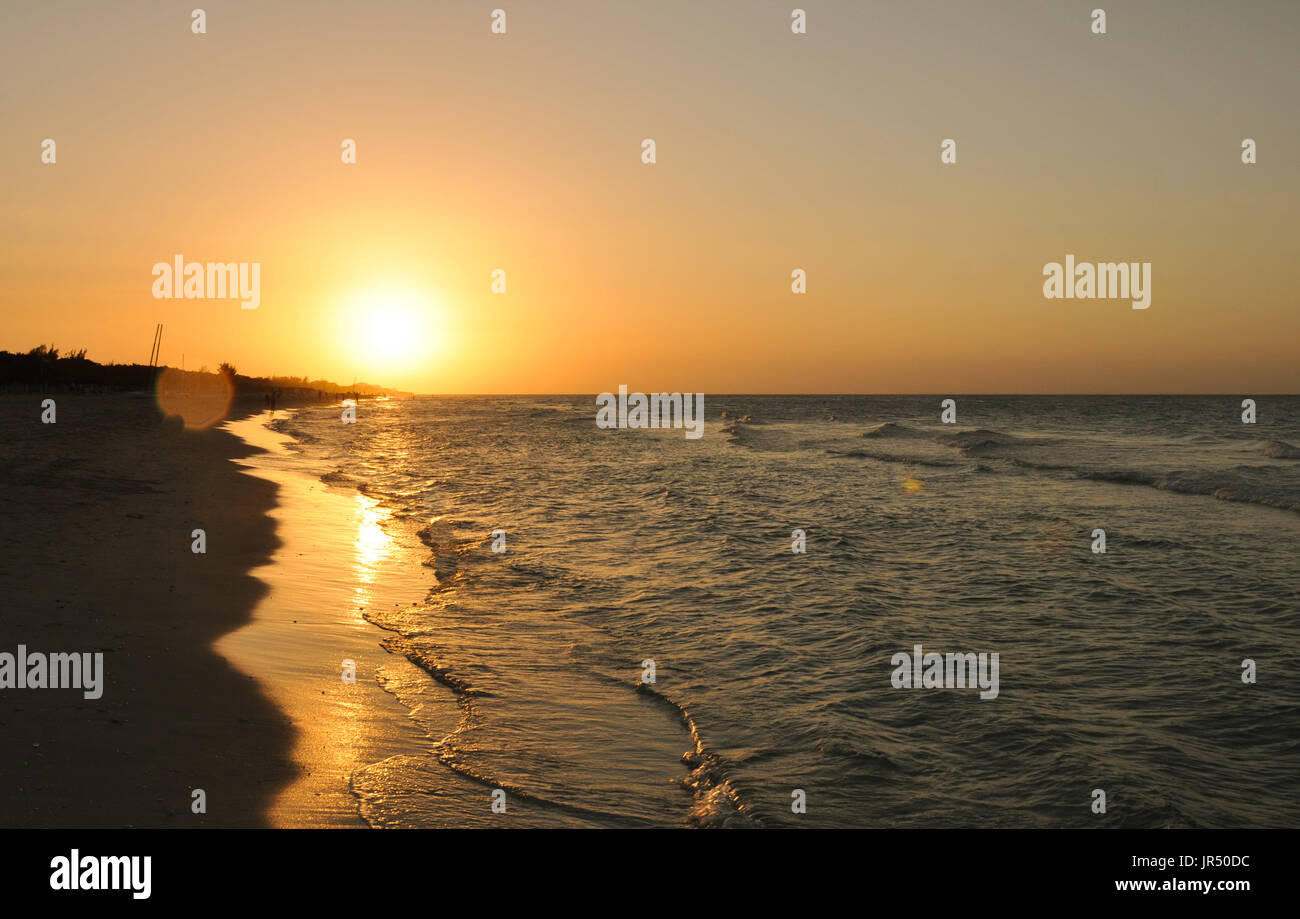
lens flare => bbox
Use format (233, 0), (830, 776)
(155, 367), (233, 429)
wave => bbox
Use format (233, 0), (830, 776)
(859, 423), (1034, 454)
(999, 458), (1300, 513)
(266, 416), (320, 444)
(931, 428), (1027, 451)
(1073, 466), (1300, 513)
(320, 469), (360, 487)
(375, 633), (487, 700)
(721, 421), (759, 442)
(633, 682), (760, 828)
(363, 632), (618, 822)
(369, 623), (737, 827)
(831, 449), (964, 468)
(412, 520), (479, 588)
(861, 422), (926, 439)
(1261, 440), (1300, 459)
(839, 427), (1300, 513)
(357, 637), (663, 827)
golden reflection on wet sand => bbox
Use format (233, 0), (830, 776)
(215, 415), (434, 826)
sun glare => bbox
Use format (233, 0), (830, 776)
(343, 287), (443, 374)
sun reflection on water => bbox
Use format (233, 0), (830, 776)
(353, 494), (395, 608)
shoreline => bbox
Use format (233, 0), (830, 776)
(224, 406), (696, 828)
(0, 393), (687, 828)
(0, 393), (448, 827)
(215, 411), (441, 827)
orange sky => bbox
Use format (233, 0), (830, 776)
(2, 1), (1297, 393)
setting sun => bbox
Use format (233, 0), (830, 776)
(341, 287), (444, 377)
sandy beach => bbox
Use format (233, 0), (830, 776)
(0, 393), (296, 826)
(0, 392), (660, 828)
(214, 414), (444, 827)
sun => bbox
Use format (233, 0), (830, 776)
(362, 304), (417, 361)
(344, 287), (444, 373)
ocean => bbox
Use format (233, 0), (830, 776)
(239, 395), (1300, 827)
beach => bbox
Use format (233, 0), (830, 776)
(213, 414), (443, 827)
(0, 393), (293, 826)
(0, 391), (592, 828)
(5, 393), (1300, 829)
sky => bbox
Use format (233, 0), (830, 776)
(2, 0), (1297, 393)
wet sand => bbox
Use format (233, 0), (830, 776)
(215, 414), (442, 827)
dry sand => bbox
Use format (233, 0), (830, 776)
(0, 393), (294, 826)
